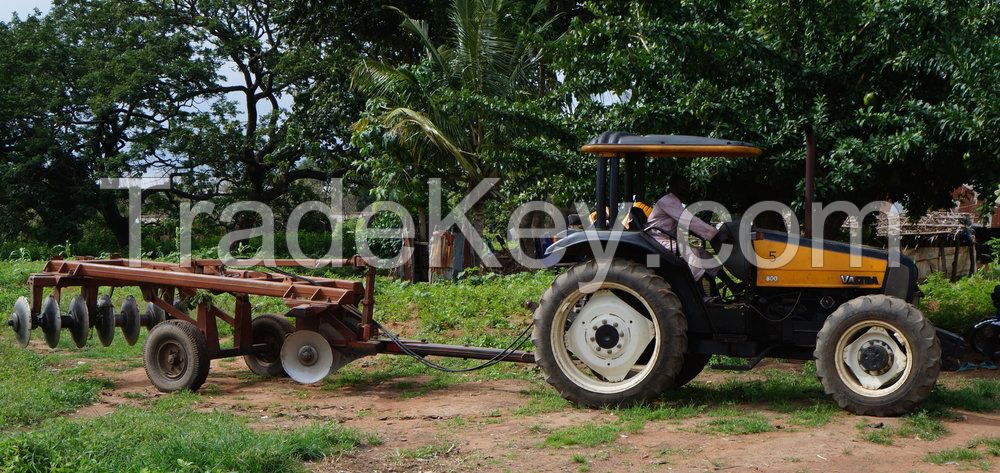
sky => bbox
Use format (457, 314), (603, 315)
(7, 0), (51, 18)
(4, 0), (291, 119)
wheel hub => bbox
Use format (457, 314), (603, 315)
(297, 345), (318, 366)
(158, 342), (187, 380)
(594, 324), (620, 350)
(841, 325), (909, 392)
(565, 290), (655, 382)
(858, 341), (893, 374)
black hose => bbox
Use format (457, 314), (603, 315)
(375, 321), (534, 373)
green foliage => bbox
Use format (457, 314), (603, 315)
(374, 270), (555, 341)
(920, 273), (1000, 333)
(351, 0), (569, 235)
(553, 0), (1000, 219)
(0, 394), (376, 473)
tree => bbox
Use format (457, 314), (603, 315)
(350, 0), (560, 239)
(0, 2), (218, 246)
(552, 0), (1000, 229)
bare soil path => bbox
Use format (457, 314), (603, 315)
(66, 356), (1000, 473)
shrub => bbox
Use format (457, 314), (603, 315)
(920, 273), (999, 333)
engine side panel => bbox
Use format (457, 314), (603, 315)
(753, 232), (888, 290)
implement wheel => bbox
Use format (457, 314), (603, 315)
(815, 295), (940, 416)
(244, 314), (294, 378)
(143, 320), (210, 392)
(532, 258), (687, 407)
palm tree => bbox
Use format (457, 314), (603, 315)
(352, 0), (555, 238)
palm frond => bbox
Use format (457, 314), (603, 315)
(381, 107), (481, 179)
(350, 59), (420, 103)
(386, 6), (451, 76)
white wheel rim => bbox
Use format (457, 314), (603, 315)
(834, 320), (913, 397)
(550, 282), (662, 394)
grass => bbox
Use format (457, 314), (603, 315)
(394, 441), (454, 461)
(924, 437), (1000, 471)
(544, 403), (703, 447)
(512, 385), (572, 416)
(0, 333), (113, 428)
(0, 393), (378, 473)
(697, 405), (776, 435)
(856, 410), (950, 445)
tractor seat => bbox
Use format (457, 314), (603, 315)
(710, 221), (752, 283)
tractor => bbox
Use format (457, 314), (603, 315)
(531, 132), (966, 416)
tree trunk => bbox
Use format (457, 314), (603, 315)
(97, 194), (130, 248)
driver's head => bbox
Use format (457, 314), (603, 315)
(667, 173), (691, 202)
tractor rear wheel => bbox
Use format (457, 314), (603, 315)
(244, 314), (294, 377)
(532, 258), (687, 407)
(143, 320), (210, 393)
(815, 295), (940, 416)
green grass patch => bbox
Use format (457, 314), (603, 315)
(0, 393), (378, 473)
(394, 442), (454, 460)
(513, 385), (572, 416)
(926, 379), (1000, 414)
(787, 402), (840, 428)
(698, 409), (775, 435)
(924, 437), (1000, 471)
(545, 422), (623, 448)
(0, 334), (113, 428)
(665, 364), (826, 407)
(857, 410), (950, 445)
(544, 403), (702, 447)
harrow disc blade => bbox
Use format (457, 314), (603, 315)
(121, 296), (141, 346)
(172, 298), (189, 316)
(95, 295), (115, 347)
(280, 330), (333, 384)
(68, 296), (89, 348)
(40, 296), (61, 349)
(144, 302), (166, 329)
(10, 297), (31, 348)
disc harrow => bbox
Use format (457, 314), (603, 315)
(7, 257), (534, 392)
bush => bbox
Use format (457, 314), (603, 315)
(920, 273), (999, 333)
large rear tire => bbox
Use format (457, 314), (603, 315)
(815, 295), (940, 416)
(532, 258), (687, 407)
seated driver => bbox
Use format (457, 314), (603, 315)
(645, 178), (720, 280)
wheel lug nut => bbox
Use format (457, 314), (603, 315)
(602, 319), (607, 325)
(613, 322), (619, 328)
(589, 337), (595, 342)
(616, 344), (622, 349)
(606, 349), (613, 354)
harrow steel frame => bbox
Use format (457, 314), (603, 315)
(19, 256), (533, 385)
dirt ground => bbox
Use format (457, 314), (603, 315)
(61, 355), (1000, 473)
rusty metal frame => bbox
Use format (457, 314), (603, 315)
(24, 257), (534, 364)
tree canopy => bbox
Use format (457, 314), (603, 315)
(1, 0), (998, 254)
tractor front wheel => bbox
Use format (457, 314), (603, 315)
(532, 258), (687, 407)
(815, 295), (940, 416)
